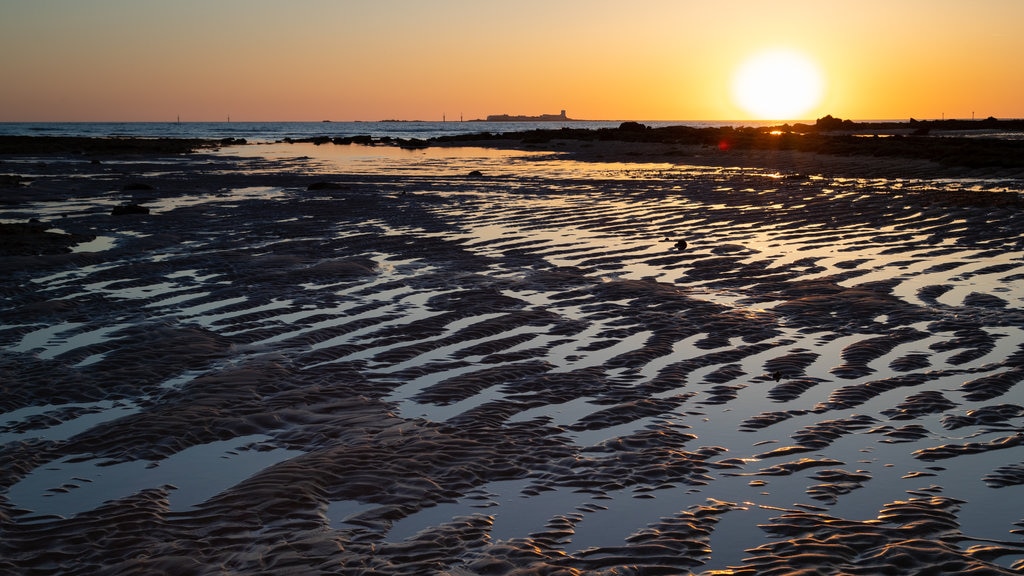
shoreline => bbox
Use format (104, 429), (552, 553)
(5, 115), (1024, 169)
(425, 121), (1024, 179)
(0, 135), (241, 155)
(3, 132), (1022, 260)
(6, 114), (1024, 182)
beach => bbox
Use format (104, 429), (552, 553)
(2, 135), (1024, 574)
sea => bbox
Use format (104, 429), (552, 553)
(6, 119), (1022, 144)
(0, 120), (779, 143)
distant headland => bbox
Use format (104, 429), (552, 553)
(475, 110), (575, 122)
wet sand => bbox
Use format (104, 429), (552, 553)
(2, 139), (1024, 574)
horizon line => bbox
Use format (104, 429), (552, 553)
(4, 117), (1020, 124)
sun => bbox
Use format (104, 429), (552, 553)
(732, 49), (824, 121)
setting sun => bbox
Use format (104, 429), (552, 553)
(732, 49), (825, 121)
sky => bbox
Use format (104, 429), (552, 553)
(2, 0), (1023, 122)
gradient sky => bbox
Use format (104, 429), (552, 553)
(2, 0), (1023, 122)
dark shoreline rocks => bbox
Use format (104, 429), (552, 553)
(264, 116), (1024, 172)
(428, 118), (1024, 170)
(0, 136), (224, 155)
(4, 116), (1024, 171)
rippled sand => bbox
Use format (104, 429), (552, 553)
(2, 142), (1024, 574)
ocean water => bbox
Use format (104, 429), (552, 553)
(0, 120), (778, 143)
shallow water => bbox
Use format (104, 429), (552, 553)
(2, 143), (1024, 574)
(8, 434), (303, 519)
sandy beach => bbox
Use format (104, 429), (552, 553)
(2, 136), (1024, 574)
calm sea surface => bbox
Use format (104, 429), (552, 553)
(0, 120), (779, 142)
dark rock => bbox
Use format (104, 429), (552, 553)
(815, 115), (855, 130)
(963, 292), (1008, 308)
(468, 170), (484, 178)
(111, 204), (150, 216)
(0, 136), (218, 155)
(619, 121), (648, 131)
(329, 135), (374, 145)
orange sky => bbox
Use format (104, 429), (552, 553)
(2, 0), (1023, 122)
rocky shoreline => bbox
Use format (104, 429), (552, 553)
(426, 117), (1024, 173)
(0, 136), (237, 156)
(4, 115), (1024, 173)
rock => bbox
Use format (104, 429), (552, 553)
(111, 204), (150, 216)
(468, 170), (484, 178)
(329, 135), (374, 145)
(963, 292), (1008, 308)
(619, 121), (648, 131)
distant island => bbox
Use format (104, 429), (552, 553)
(475, 110), (575, 122)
